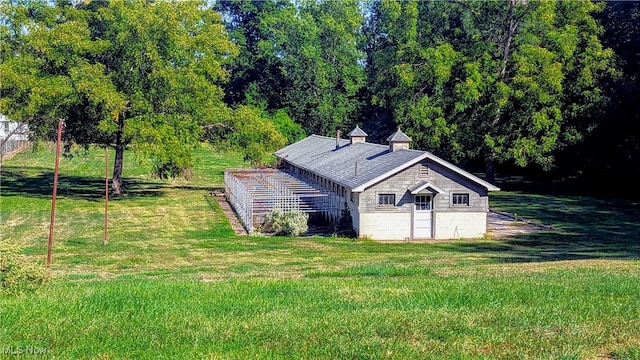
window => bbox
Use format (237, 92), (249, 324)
(452, 193), (470, 206)
(415, 195), (431, 210)
(378, 194), (396, 206)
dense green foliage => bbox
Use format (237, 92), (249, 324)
(2, 0), (640, 193)
(218, 0), (640, 187)
(0, 2), (125, 143)
(1, 147), (639, 358)
(97, 0), (236, 184)
(226, 105), (287, 165)
(217, 0), (366, 136)
(0, 0), (237, 193)
(562, 1), (640, 190)
(0, 0), (283, 194)
(366, 0), (614, 181)
(215, 0), (636, 189)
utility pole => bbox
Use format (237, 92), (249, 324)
(104, 147), (109, 245)
(47, 119), (64, 268)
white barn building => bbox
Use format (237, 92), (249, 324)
(273, 126), (500, 240)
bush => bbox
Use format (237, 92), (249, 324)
(0, 241), (48, 294)
(282, 211), (309, 237)
(262, 209), (309, 237)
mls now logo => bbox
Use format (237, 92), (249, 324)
(2, 346), (48, 355)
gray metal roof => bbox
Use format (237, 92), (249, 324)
(347, 125), (368, 137)
(386, 128), (412, 142)
(275, 134), (499, 192)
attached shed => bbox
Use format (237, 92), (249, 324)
(273, 126), (500, 240)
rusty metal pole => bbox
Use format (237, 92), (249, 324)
(47, 119), (64, 268)
(104, 147), (109, 245)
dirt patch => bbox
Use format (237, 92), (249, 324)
(487, 210), (551, 238)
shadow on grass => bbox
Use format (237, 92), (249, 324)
(445, 232), (640, 263)
(1, 165), (166, 201)
(444, 192), (640, 262)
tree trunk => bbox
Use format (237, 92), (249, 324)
(111, 121), (125, 195)
(112, 143), (124, 195)
(485, 159), (496, 184)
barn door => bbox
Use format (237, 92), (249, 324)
(413, 195), (433, 239)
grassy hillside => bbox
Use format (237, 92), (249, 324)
(1, 145), (639, 359)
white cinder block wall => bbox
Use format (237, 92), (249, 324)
(434, 212), (487, 239)
(358, 212), (412, 240)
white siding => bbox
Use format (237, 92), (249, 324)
(359, 212), (411, 240)
(434, 212), (487, 239)
(349, 191), (360, 234)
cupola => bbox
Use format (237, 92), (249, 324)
(386, 128), (411, 152)
(347, 125), (368, 144)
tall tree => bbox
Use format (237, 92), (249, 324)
(1, 0), (237, 194)
(0, 1), (125, 146)
(219, 0), (366, 137)
(367, 0), (459, 151)
(367, 0), (614, 182)
(561, 1), (640, 191)
(214, 0), (290, 110)
(95, 0), (238, 193)
(287, 0), (366, 135)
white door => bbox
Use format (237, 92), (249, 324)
(413, 195), (432, 238)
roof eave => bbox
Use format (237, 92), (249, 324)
(410, 181), (445, 195)
(352, 152), (500, 193)
(352, 154), (429, 193)
(423, 153), (500, 191)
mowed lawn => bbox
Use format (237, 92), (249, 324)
(1, 145), (640, 359)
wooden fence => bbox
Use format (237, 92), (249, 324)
(1, 139), (29, 157)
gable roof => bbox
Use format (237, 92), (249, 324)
(409, 180), (445, 194)
(347, 125), (368, 137)
(275, 135), (499, 193)
(386, 128), (411, 142)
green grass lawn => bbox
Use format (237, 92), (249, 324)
(1, 145), (640, 359)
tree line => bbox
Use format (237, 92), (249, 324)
(1, 0), (638, 194)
